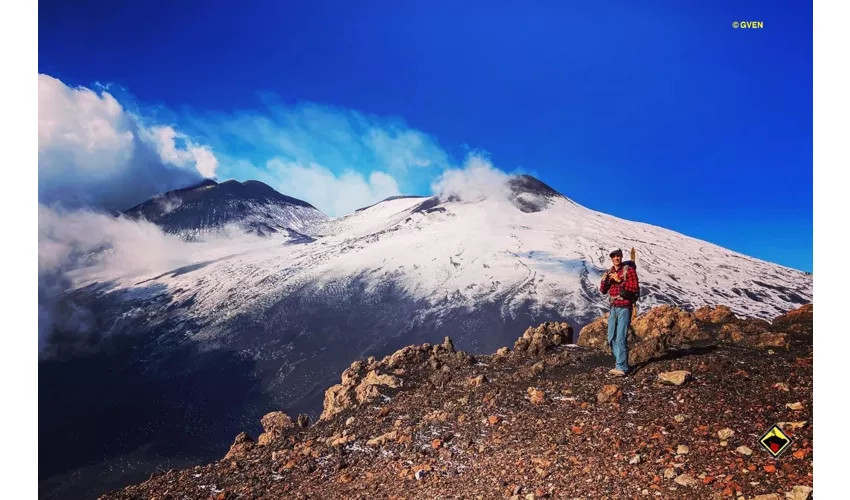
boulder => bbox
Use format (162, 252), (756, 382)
(261, 411), (294, 434)
(257, 411), (294, 446)
(773, 304), (813, 326)
(515, 321), (573, 356)
(694, 305), (735, 324)
(321, 384), (357, 421)
(632, 305), (705, 344)
(576, 316), (609, 349)
(224, 432), (254, 459)
(657, 370), (691, 386)
(596, 384), (621, 403)
(628, 335), (667, 365)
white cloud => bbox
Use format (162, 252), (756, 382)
(38, 74), (218, 211)
(266, 159), (401, 216)
(431, 153), (512, 203)
(143, 125), (218, 178)
(183, 102), (451, 214)
(37, 203), (268, 354)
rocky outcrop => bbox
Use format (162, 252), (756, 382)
(577, 303), (813, 360)
(773, 303), (812, 325)
(320, 336), (468, 421)
(632, 305), (705, 343)
(694, 304), (735, 324)
(513, 321), (573, 356)
(224, 432), (254, 459)
(257, 411), (294, 446)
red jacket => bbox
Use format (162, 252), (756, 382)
(600, 263), (640, 308)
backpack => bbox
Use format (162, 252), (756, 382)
(608, 261), (641, 304)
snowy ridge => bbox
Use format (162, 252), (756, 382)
(84, 184), (810, 336)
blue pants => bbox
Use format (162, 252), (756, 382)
(607, 306), (631, 372)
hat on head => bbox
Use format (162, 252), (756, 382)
(609, 249), (623, 258)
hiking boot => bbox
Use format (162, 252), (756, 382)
(608, 368), (626, 377)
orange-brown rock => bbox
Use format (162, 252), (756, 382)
(597, 384), (621, 403)
(773, 303), (813, 325)
(514, 321), (573, 356)
(527, 387), (546, 405)
(224, 432), (254, 459)
(694, 305), (735, 324)
(631, 305), (705, 344)
(628, 335), (668, 365)
(576, 316), (609, 350)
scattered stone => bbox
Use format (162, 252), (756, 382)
(736, 446), (753, 456)
(495, 347), (511, 357)
(470, 374), (486, 387)
(674, 414), (686, 423)
(773, 382), (790, 392)
(629, 454), (641, 464)
(786, 402), (805, 411)
(658, 370), (691, 386)
(753, 494), (782, 500)
(488, 415), (502, 425)
(663, 468), (677, 480)
(597, 384), (621, 403)
(777, 421), (808, 431)
(345, 417), (355, 427)
(673, 474), (699, 488)
(785, 485), (813, 500)
(718, 428), (735, 440)
(531, 361), (545, 376)
(366, 431), (398, 447)
(527, 387), (546, 405)
(676, 445), (689, 455)
(414, 469), (429, 481)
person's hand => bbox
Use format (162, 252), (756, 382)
(609, 272), (621, 283)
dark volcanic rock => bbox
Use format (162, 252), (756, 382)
(122, 179), (326, 237)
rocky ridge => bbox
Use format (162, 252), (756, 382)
(101, 304), (813, 499)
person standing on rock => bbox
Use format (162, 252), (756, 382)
(600, 249), (641, 376)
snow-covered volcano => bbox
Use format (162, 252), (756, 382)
(122, 178), (327, 239)
(39, 175), (811, 499)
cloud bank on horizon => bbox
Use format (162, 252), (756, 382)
(39, 73), (511, 217)
(38, 74), (218, 212)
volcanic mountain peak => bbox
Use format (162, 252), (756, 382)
(122, 178), (328, 238)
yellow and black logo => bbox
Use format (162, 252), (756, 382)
(758, 424), (793, 458)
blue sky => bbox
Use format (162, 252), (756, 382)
(38, 0), (812, 271)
